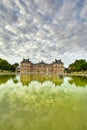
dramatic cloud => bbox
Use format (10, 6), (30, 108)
(0, 0), (87, 67)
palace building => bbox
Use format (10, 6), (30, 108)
(20, 59), (64, 74)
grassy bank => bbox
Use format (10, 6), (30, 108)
(0, 71), (18, 75)
(64, 72), (87, 77)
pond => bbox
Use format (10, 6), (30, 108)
(0, 74), (87, 130)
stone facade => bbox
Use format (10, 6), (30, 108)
(20, 59), (64, 74)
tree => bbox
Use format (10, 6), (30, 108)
(0, 58), (12, 71)
(0, 58), (19, 72)
(68, 59), (87, 72)
(11, 63), (19, 72)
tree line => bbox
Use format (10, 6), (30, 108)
(0, 58), (19, 72)
(66, 59), (87, 73)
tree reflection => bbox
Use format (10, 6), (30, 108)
(20, 74), (64, 86)
(0, 75), (16, 85)
(68, 76), (87, 87)
(13, 78), (19, 84)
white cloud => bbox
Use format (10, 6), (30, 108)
(80, 1), (87, 20)
(0, 0), (87, 67)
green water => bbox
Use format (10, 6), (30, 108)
(0, 74), (87, 130)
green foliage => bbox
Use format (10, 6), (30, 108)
(69, 59), (87, 72)
(11, 63), (19, 72)
(0, 58), (19, 72)
(0, 58), (12, 71)
(64, 68), (71, 73)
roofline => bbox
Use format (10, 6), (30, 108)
(21, 59), (64, 65)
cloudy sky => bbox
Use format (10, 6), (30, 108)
(0, 0), (87, 67)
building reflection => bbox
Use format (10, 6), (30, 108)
(20, 74), (64, 86)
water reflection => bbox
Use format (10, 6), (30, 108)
(0, 75), (16, 85)
(0, 74), (87, 130)
(0, 74), (87, 88)
(20, 74), (64, 86)
(13, 78), (19, 84)
(68, 76), (87, 87)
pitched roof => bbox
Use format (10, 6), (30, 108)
(21, 58), (63, 64)
(53, 59), (63, 64)
(21, 58), (31, 63)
